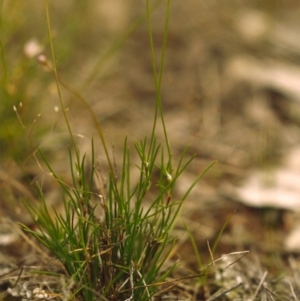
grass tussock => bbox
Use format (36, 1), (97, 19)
(15, 1), (214, 300)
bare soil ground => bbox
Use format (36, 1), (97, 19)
(2, 1), (300, 300)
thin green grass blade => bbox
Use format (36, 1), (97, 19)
(45, 0), (78, 162)
(212, 210), (235, 254)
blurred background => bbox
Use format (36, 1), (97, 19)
(2, 0), (300, 290)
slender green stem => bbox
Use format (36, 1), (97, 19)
(157, 0), (172, 157)
(45, 0), (79, 162)
(0, 0), (3, 28)
(0, 40), (6, 88)
(146, 0), (159, 150)
(146, 0), (172, 164)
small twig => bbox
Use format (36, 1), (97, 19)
(204, 250), (250, 270)
(251, 270), (268, 300)
(124, 262), (134, 301)
(207, 239), (215, 268)
(288, 281), (300, 301)
(13, 105), (25, 129)
(206, 282), (243, 301)
(136, 268), (151, 299)
(15, 223), (52, 261)
(223, 251), (249, 270)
